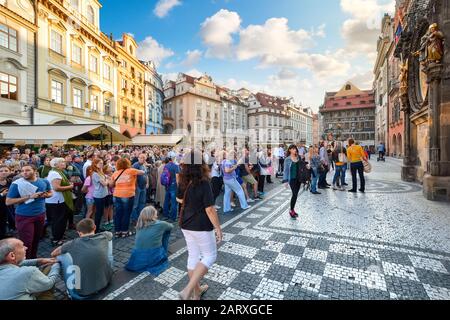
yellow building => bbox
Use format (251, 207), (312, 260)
(34, 0), (119, 130)
(115, 33), (146, 137)
(0, 0), (37, 125)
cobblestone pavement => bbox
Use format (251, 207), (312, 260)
(40, 158), (450, 300)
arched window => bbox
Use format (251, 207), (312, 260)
(70, 0), (79, 9)
(345, 84), (351, 90)
(129, 45), (133, 55)
(87, 5), (95, 24)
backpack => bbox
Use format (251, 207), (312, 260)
(297, 160), (310, 184)
(160, 166), (171, 187)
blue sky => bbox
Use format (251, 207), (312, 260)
(100, 0), (394, 111)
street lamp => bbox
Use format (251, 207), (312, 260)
(24, 105), (35, 125)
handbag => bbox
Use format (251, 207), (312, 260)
(362, 160), (372, 173)
(111, 169), (127, 188)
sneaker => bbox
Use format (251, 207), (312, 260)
(332, 184), (338, 190)
(242, 205), (252, 210)
(339, 187), (346, 191)
(348, 189), (357, 193)
(215, 205), (221, 210)
(247, 198), (255, 203)
(231, 202), (236, 207)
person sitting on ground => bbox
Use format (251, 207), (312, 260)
(125, 206), (173, 275)
(50, 218), (113, 300)
(0, 238), (60, 300)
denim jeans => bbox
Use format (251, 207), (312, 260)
(93, 197), (106, 232)
(332, 165), (345, 186)
(223, 178), (249, 213)
(113, 196), (134, 232)
(350, 161), (365, 191)
(310, 168), (319, 193)
(131, 187), (147, 222)
(163, 184), (178, 220)
(58, 243), (113, 300)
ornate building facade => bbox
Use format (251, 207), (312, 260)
(394, 0), (450, 201)
(0, 0), (37, 125)
(218, 86), (248, 149)
(142, 60), (163, 135)
(163, 73), (221, 146)
(374, 14), (394, 151)
(35, 0), (119, 130)
(320, 82), (376, 146)
(115, 33), (145, 137)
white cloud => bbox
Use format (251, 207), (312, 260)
(200, 9), (241, 59)
(340, 0), (395, 58)
(154, 0), (181, 18)
(236, 17), (314, 62)
(185, 68), (204, 78)
(136, 36), (174, 66)
(182, 50), (203, 67)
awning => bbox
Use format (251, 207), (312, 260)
(131, 134), (185, 146)
(0, 124), (131, 145)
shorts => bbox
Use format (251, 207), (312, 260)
(242, 174), (257, 185)
(105, 195), (113, 207)
(86, 198), (94, 206)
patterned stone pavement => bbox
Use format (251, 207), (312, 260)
(41, 158), (450, 300)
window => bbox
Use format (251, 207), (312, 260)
(104, 99), (111, 115)
(129, 45), (133, 55)
(121, 79), (127, 90)
(0, 72), (17, 100)
(73, 88), (82, 108)
(87, 5), (95, 25)
(72, 44), (82, 64)
(255, 116), (259, 126)
(50, 30), (63, 54)
(346, 102), (352, 106)
(345, 84), (351, 90)
(90, 94), (98, 111)
(179, 108), (183, 117)
(70, 0), (79, 9)
(0, 23), (18, 52)
(103, 63), (111, 80)
(89, 55), (98, 73)
(51, 80), (63, 104)
(197, 109), (201, 117)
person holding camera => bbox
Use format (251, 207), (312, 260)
(6, 164), (53, 259)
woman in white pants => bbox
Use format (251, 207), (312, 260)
(177, 151), (223, 300)
(221, 150), (250, 214)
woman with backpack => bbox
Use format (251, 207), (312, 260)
(332, 142), (347, 191)
(282, 145), (303, 219)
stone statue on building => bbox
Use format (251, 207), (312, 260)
(413, 23), (444, 66)
(399, 60), (408, 97)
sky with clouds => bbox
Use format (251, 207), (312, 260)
(101, 0), (395, 112)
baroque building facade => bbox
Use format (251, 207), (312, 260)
(394, 0), (450, 201)
(0, 0), (37, 125)
(35, 0), (119, 130)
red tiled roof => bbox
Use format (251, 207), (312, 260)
(256, 92), (288, 109)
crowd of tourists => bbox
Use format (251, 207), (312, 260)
(0, 139), (372, 300)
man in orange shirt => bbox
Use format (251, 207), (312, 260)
(346, 139), (368, 193)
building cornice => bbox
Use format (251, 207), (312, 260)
(0, 5), (37, 31)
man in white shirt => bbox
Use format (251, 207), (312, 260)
(275, 145), (285, 176)
(82, 152), (95, 180)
